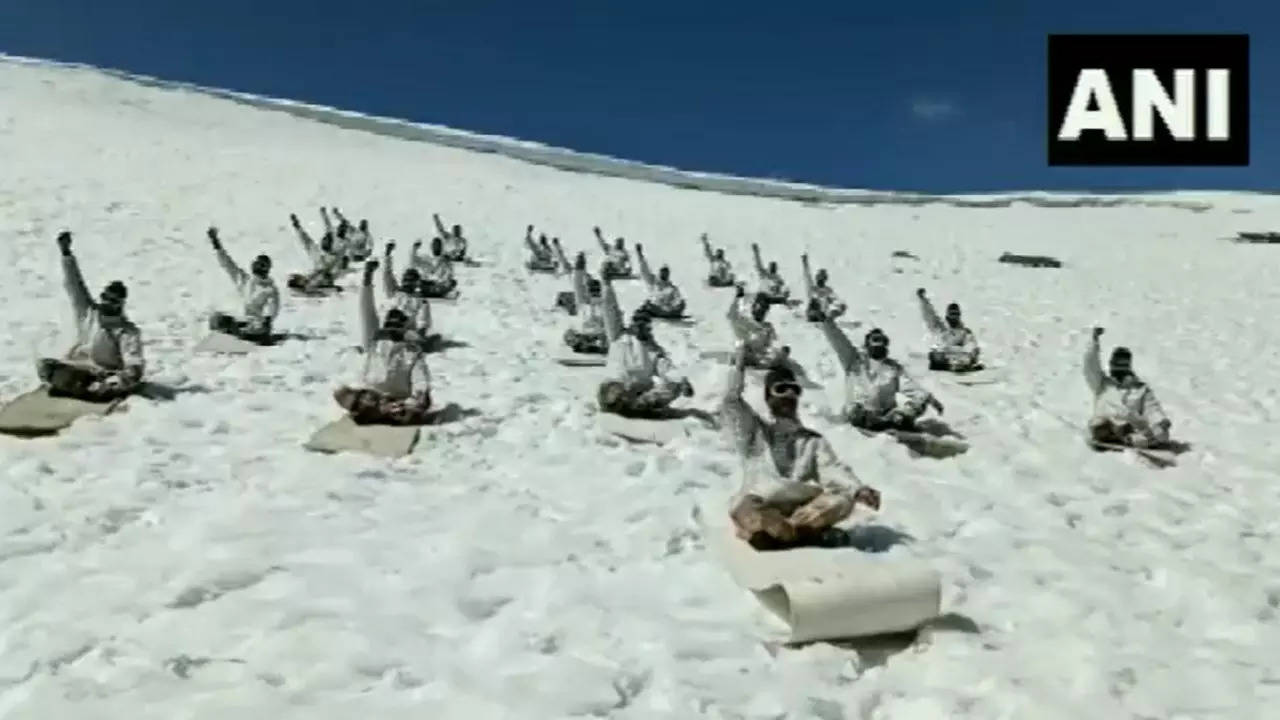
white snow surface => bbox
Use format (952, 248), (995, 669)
(1, 58), (1279, 720)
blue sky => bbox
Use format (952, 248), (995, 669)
(0, 0), (1272, 192)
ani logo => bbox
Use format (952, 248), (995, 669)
(1047, 34), (1249, 166)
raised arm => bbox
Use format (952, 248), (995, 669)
(819, 317), (860, 374)
(636, 244), (656, 287)
(56, 232), (93, 322)
(701, 233), (715, 262)
(719, 342), (761, 457)
(359, 261), (380, 351)
(524, 226), (541, 255)
(433, 213), (447, 238)
(916, 289), (945, 334)
(208, 228), (248, 292)
(571, 257), (590, 307)
(801, 254), (815, 297)
(751, 243), (766, 276)
(1083, 328), (1105, 396)
(290, 214), (319, 264)
(593, 226), (610, 253)
(553, 239), (571, 274)
(602, 273), (624, 344)
(321, 207), (334, 235)
(332, 207), (350, 227)
(726, 285), (747, 335)
(381, 243), (399, 298)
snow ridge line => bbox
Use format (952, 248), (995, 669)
(0, 52), (1235, 212)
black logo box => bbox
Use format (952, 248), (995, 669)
(1047, 34), (1249, 166)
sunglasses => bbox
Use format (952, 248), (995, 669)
(768, 381), (802, 398)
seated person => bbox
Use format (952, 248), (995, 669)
(635, 244), (687, 318)
(727, 284), (788, 369)
(819, 320), (943, 432)
(412, 237), (459, 298)
(381, 242), (435, 346)
(37, 231), (145, 402)
(917, 288), (980, 371)
(802, 254), (847, 322)
(207, 227), (280, 343)
(720, 343), (882, 549)
(332, 261), (434, 425)
(595, 276), (693, 416)
(434, 212), (469, 261)
(525, 225), (557, 271)
(562, 254), (610, 354)
(751, 243), (790, 303)
(1084, 327), (1172, 449)
(701, 233), (735, 287)
(594, 226), (633, 278)
(287, 212), (342, 292)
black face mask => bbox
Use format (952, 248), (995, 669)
(1109, 365), (1132, 382)
(377, 326), (406, 342)
(98, 300), (123, 318)
(751, 302), (768, 321)
(867, 345), (889, 360)
(252, 262), (271, 278)
(946, 314), (961, 328)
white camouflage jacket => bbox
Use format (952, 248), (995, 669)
(410, 243), (455, 284)
(294, 225), (342, 276)
(802, 257), (846, 316)
(727, 294), (781, 360)
(820, 319), (931, 416)
(214, 244), (280, 332)
(382, 253), (433, 335)
(719, 347), (861, 507)
(572, 267), (605, 335)
(919, 296), (978, 356)
(637, 253), (684, 311)
(358, 281), (431, 399)
(602, 280), (678, 388)
(61, 253), (145, 377)
(1083, 336), (1169, 429)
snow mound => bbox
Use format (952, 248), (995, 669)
(1, 57), (1278, 719)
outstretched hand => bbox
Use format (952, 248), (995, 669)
(635, 243), (644, 255)
(289, 213), (300, 227)
(208, 227), (221, 247)
(574, 252), (586, 270)
(1092, 326), (1105, 339)
(916, 287), (926, 298)
(385, 242), (395, 256)
(56, 231), (72, 252)
(929, 396), (945, 415)
(734, 283), (745, 298)
(853, 486), (881, 511)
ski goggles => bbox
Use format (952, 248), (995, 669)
(768, 381), (802, 398)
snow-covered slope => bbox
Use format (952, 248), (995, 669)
(1, 57), (1278, 720)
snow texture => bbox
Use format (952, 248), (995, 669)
(1, 56), (1279, 720)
